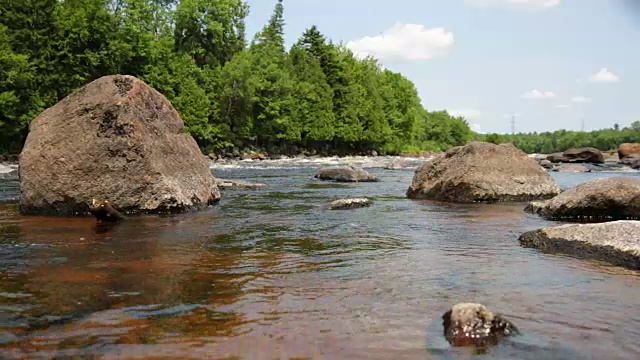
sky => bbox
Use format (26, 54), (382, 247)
(242, 0), (640, 134)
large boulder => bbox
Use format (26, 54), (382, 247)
(618, 143), (640, 160)
(19, 75), (220, 215)
(524, 177), (640, 221)
(561, 147), (604, 163)
(406, 142), (560, 202)
(618, 143), (640, 167)
(518, 221), (640, 270)
(314, 165), (378, 182)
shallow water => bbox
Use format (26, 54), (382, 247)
(0, 157), (639, 359)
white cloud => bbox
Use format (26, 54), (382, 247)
(588, 68), (619, 82)
(571, 96), (592, 103)
(521, 89), (556, 99)
(447, 108), (482, 120)
(556, 104), (571, 108)
(470, 123), (484, 133)
(466, 0), (559, 9)
(346, 23), (454, 62)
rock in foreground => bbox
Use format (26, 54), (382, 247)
(407, 142), (560, 202)
(315, 165), (378, 182)
(19, 75), (220, 215)
(442, 303), (520, 348)
(328, 198), (372, 210)
(524, 177), (640, 221)
(518, 221), (640, 270)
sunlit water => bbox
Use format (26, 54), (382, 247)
(0, 157), (639, 359)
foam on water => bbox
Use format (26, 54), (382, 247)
(0, 163), (17, 174)
(209, 155), (431, 170)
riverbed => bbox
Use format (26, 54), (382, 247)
(1, 157), (639, 359)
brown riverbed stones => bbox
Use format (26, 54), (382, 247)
(525, 177), (640, 221)
(519, 221), (640, 270)
(442, 303), (520, 348)
(19, 75), (220, 215)
(407, 142), (560, 202)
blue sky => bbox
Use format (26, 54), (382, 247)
(243, 0), (639, 134)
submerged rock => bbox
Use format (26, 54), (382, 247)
(552, 163), (591, 173)
(315, 165), (378, 182)
(518, 221), (640, 270)
(19, 75), (220, 216)
(89, 199), (126, 222)
(384, 159), (408, 170)
(442, 303), (520, 348)
(524, 177), (640, 221)
(407, 142), (560, 203)
(328, 198), (372, 210)
(215, 178), (267, 189)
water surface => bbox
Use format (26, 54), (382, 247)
(1, 157), (639, 359)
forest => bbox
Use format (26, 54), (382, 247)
(0, 0), (475, 156)
(1, 0), (638, 157)
(479, 121), (640, 154)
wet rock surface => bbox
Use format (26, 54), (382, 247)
(407, 142), (560, 202)
(18, 75), (220, 216)
(442, 303), (520, 349)
(88, 199), (127, 222)
(314, 165), (378, 182)
(552, 163), (591, 173)
(519, 220), (640, 270)
(328, 198), (372, 210)
(525, 177), (640, 221)
(215, 178), (267, 189)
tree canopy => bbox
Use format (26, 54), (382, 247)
(0, 0), (475, 156)
(479, 121), (640, 154)
(1, 0), (637, 156)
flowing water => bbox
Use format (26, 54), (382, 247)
(0, 157), (639, 359)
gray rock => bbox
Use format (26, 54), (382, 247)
(315, 165), (378, 182)
(562, 147), (604, 163)
(552, 163), (591, 173)
(407, 142), (560, 203)
(525, 177), (640, 221)
(328, 198), (372, 210)
(518, 221), (640, 270)
(18, 75), (220, 216)
(215, 178), (267, 189)
(538, 159), (554, 169)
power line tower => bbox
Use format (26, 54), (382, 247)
(510, 114), (516, 135)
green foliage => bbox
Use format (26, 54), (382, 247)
(479, 125), (640, 154)
(0, 0), (473, 155)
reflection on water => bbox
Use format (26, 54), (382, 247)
(0, 163), (639, 359)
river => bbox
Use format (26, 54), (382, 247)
(0, 157), (639, 359)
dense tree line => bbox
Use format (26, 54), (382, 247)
(0, 0), (474, 156)
(479, 121), (640, 154)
